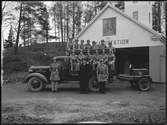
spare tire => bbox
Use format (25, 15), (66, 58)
(88, 77), (99, 92)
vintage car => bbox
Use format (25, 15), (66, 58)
(23, 49), (116, 92)
(117, 64), (153, 91)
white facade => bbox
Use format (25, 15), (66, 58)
(75, 3), (166, 83)
(125, 1), (153, 29)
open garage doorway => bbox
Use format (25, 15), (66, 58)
(115, 47), (149, 74)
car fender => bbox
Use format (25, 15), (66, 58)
(23, 73), (49, 84)
(137, 76), (153, 84)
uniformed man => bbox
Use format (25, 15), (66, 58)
(98, 40), (107, 49)
(77, 50), (86, 70)
(85, 40), (92, 49)
(108, 49), (116, 70)
(86, 50), (93, 64)
(80, 40), (85, 50)
(73, 39), (80, 50)
(67, 38), (74, 50)
(92, 50), (101, 70)
(79, 58), (91, 94)
(100, 49), (108, 65)
(96, 58), (109, 94)
(69, 49), (77, 70)
(91, 41), (99, 49)
(107, 41), (116, 54)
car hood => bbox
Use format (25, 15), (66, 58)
(30, 66), (50, 69)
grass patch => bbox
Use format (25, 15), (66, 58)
(2, 113), (51, 124)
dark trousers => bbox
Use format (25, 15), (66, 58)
(80, 79), (89, 93)
(99, 82), (106, 93)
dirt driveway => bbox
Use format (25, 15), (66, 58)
(2, 79), (166, 124)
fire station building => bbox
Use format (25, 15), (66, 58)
(74, 2), (166, 83)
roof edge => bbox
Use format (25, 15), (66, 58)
(74, 2), (164, 44)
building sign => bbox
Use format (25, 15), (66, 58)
(105, 37), (129, 45)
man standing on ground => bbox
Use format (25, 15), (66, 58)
(96, 58), (108, 94)
(79, 58), (91, 94)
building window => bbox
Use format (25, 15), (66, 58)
(133, 1), (138, 3)
(103, 17), (116, 36)
(149, 12), (150, 23)
(133, 11), (138, 20)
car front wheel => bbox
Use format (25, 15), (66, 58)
(27, 77), (44, 92)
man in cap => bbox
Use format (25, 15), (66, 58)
(67, 38), (74, 50)
(107, 41), (116, 54)
(92, 50), (101, 70)
(107, 49), (116, 70)
(96, 58), (108, 94)
(98, 40), (107, 49)
(86, 50), (93, 64)
(77, 49), (86, 70)
(91, 41), (99, 49)
(100, 49), (108, 65)
(73, 39), (80, 50)
(79, 58), (91, 94)
(85, 40), (92, 50)
(69, 49), (77, 70)
(80, 40), (85, 50)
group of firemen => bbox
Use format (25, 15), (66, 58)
(67, 39), (116, 94)
(67, 39), (116, 71)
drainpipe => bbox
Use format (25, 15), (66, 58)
(159, 56), (161, 83)
(159, 49), (166, 83)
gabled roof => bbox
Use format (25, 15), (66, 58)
(74, 2), (165, 44)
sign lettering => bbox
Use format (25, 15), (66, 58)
(106, 38), (129, 45)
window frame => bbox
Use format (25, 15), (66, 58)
(133, 11), (138, 20)
(102, 17), (116, 36)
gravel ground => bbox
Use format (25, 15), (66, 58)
(1, 76), (166, 124)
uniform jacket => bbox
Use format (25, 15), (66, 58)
(96, 63), (108, 82)
(67, 42), (73, 49)
(50, 63), (60, 81)
(91, 45), (99, 49)
(77, 54), (86, 62)
(85, 43), (92, 49)
(108, 46), (116, 53)
(80, 43), (85, 49)
(100, 54), (108, 63)
(73, 43), (80, 49)
(69, 54), (77, 62)
(98, 44), (107, 49)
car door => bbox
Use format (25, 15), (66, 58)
(56, 58), (68, 81)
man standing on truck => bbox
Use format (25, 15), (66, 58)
(98, 40), (107, 49)
(73, 39), (80, 50)
(96, 58), (109, 94)
(107, 41), (116, 54)
(79, 58), (91, 94)
(92, 50), (101, 70)
(69, 50), (77, 70)
(100, 49), (108, 65)
(91, 41), (99, 49)
(80, 40), (85, 50)
(77, 50), (86, 70)
(85, 40), (92, 49)
(67, 38), (74, 50)
(108, 49), (116, 70)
